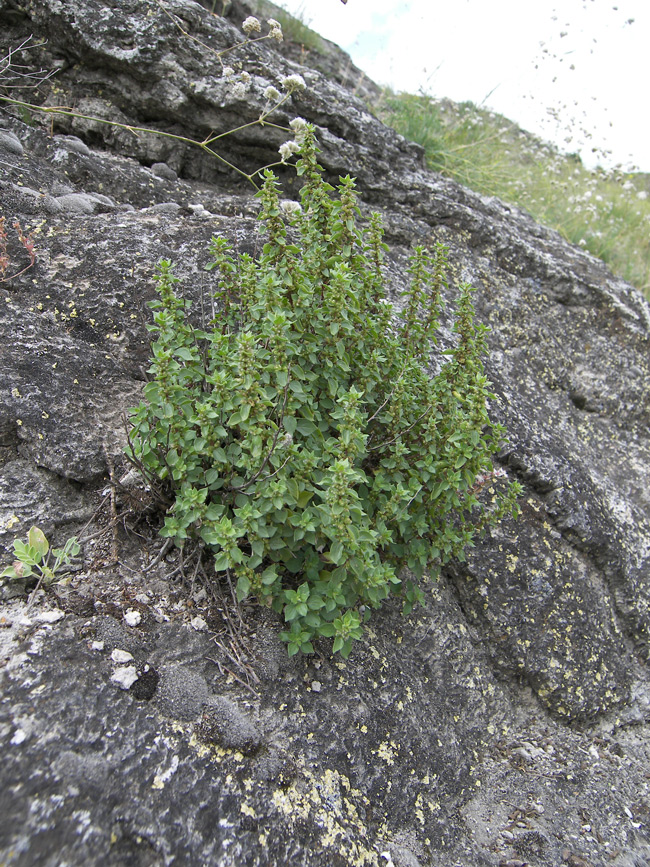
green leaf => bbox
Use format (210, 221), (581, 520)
(174, 347), (195, 361)
(213, 552), (230, 572)
(339, 639), (353, 658)
(261, 566), (278, 585)
(14, 540), (41, 567)
(329, 540), (345, 565)
(297, 490), (313, 508)
(236, 574), (251, 601)
(296, 419), (316, 436)
(1, 562), (32, 580)
(283, 416), (297, 436)
(28, 527), (49, 558)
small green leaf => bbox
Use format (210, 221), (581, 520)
(174, 347), (195, 361)
(339, 639), (353, 658)
(236, 574), (251, 601)
(28, 527), (49, 558)
(283, 416), (297, 436)
(329, 540), (345, 565)
(261, 566), (278, 585)
(296, 419), (316, 436)
(14, 540), (41, 567)
(213, 552), (230, 572)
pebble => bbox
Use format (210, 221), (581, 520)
(311, 681), (322, 692)
(124, 609), (142, 627)
(53, 193), (115, 215)
(53, 193), (99, 215)
(36, 610), (65, 624)
(188, 202), (213, 218)
(54, 134), (91, 156)
(190, 616), (208, 632)
(111, 649), (134, 663)
(0, 131), (24, 156)
(146, 202), (181, 215)
(151, 162), (178, 181)
(111, 665), (139, 690)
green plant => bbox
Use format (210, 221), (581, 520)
(377, 93), (515, 197)
(254, 3), (326, 55)
(1, 526), (80, 587)
(126, 125), (521, 657)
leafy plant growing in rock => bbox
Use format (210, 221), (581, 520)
(1, 526), (79, 588)
(126, 125), (521, 656)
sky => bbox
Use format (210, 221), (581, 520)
(276, 0), (650, 173)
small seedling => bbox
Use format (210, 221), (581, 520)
(1, 526), (80, 587)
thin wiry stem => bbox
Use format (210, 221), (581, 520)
(0, 96), (294, 189)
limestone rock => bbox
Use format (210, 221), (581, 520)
(1, 1), (650, 865)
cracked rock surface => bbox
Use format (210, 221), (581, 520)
(1, 1), (650, 865)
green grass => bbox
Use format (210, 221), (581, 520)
(376, 92), (650, 297)
(251, 1), (326, 55)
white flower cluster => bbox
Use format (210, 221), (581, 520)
(281, 200), (302, 218)
(289, 116), (308, 138)
(242, 15), (282, 41)
(281, 73), (306, 93)
(222, 65), (251, 99)
(278, 117), (309, 163)
(267, 18), (283, 42)
(242, 16), (261, 36)
(279, 140), (300, 163)
(264, 85), (280, 102)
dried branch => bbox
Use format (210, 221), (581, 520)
(0, 37), (56, 92)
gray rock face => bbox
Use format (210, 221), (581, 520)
(1, 1), (650, 865)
